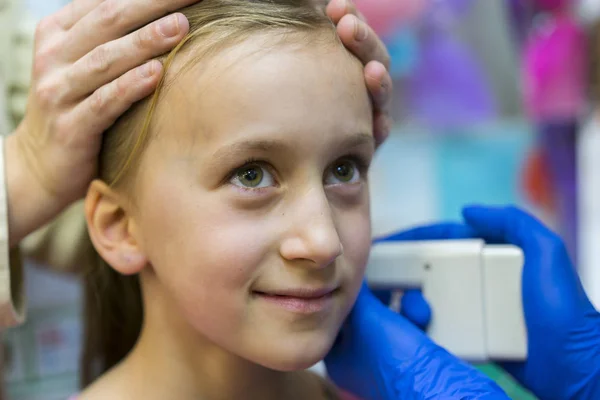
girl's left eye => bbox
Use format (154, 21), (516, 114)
(325, 159), (361, 185)
(230, 164), (275, 189)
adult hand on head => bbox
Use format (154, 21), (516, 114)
(326, 0), (393, 147)
(5, 0), (206, 247)
(387, 206), (600, 400)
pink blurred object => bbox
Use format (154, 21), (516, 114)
(533, 0), (571, 11)
(354, 0), (429, 37)
(523, 13), (588, 121)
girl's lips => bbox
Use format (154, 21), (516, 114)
(254, 287), (338, 314)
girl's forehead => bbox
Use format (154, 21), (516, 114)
(153, 36), (368, 147)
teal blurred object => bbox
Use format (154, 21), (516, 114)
(434, 121), (534, 220)
(383, 28), (419, 78)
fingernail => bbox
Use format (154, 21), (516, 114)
(380, 80), (389, 94)
(139, 61), (155, 78)
(159, 14), (182, 37)
(355, 20), (368, 41)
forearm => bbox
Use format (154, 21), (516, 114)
(4, 132), (66, 247)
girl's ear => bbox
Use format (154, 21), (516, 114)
(85, 180), (147, 275)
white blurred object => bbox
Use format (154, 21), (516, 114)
(0, 0), (16, 134)
(369, 129), (439, 237)
(578, 0), (600, 24)
(578, 115), (600, 310)
(25, 0), (69, 20)
(0, 0), (36, 129)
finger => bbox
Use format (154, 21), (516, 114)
(364, 61), (393, 145)
(66, 14), (188, 101)
(461, 205), (554, 250)
(463, 205), (587, 313)
(400, 289), (431, 330)
(53, 0), (104, 31)
(365, 61), (392, 110)
(65, 0), (200, 61)
(337, 14), (391, 69)
(373, 223), (477, 243)
(67, 60), (163, 135)
(373, 112), (391, 147)
(326, 0), (360, 24)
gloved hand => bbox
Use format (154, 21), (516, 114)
(384, 205), (600, 400)
(325, 286), (509, 398)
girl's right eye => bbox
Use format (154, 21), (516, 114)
(230, 164), (276, 189)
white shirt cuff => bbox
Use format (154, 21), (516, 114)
(0, 136), (25, 328)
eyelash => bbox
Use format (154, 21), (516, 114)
(343, 154), (371, 177)
(225, 158), (275, 192)
(227, 153), (372, 188)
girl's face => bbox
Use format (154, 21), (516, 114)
(130, 34), (373, 370)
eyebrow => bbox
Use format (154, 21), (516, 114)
(208, 132), (375, 162)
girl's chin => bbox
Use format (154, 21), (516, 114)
(252, 338), (335, 372)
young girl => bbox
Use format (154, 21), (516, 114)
(81, 0), (374, 398)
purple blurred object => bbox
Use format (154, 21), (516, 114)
(505, 0), (535, 46)
(404, 31), (496, 128)
(420, 0), (473, 29)
(533, 0), (571, 11)
(538, 121), (578, 261)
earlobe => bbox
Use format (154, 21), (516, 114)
(85, 180), (147, 275)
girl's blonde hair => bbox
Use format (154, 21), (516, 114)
(81, 0), (338, 386)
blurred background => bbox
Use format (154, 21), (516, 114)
(1, 0), (600, 399)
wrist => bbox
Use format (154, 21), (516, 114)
(4, 131), (66, 247)
(408, 345), (508, 399)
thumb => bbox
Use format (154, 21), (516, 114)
(400, 289), (431, 330)
(461, 205), (545, 249)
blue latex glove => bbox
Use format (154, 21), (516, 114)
(384, 205), (600, 400)
(325, 281), (508, 396)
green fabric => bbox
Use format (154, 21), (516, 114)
(476, 364), (538, 400)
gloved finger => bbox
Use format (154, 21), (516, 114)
(400, 289), (431, 330)
(461, 205), (582, 292)
(463, 205), (597, 337)
(461, 205), (553, 250)
(373, 223), (476, 243)
(327, 282), (377, 357)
